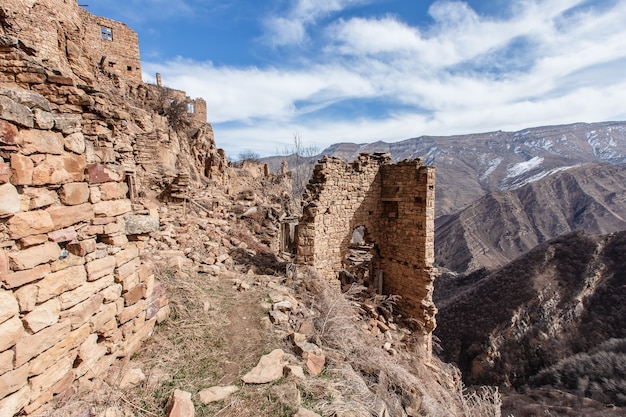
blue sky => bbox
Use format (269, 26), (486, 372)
(84, 0), (626, 158)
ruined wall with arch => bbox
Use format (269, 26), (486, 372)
(297, 153), (437, 353)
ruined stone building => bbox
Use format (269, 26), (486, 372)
(0, 1), (226, 415)
(296, 153), (437, 352)
(1, 0), (141, 83)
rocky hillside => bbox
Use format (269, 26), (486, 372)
(266, 121), (626, 216)
(434, 230), (626, 413)
(434, 163), (626, 273)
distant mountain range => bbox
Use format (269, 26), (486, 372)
(266, 121), (626, 217)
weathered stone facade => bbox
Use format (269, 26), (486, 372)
(297, 153), (437, 352)
(0, 13), (180, 417)
(1, 0), (142, 83)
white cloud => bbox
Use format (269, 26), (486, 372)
(262, 0), (372, 46)
(145, 0), (626, 157)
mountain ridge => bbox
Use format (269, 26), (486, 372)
(264, 121), (626, 216)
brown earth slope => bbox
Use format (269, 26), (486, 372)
(435, 163), (626, 273)
(434, 230), (626, 411)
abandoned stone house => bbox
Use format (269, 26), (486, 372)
(293, 153), (438, 353)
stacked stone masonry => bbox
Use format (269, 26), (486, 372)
(297, 153), (437, 353)
(0, 14), (177, 417)
(1, 0), (142, 83)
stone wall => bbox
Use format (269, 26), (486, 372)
(0, 37), (168, 416)
(296, 153), (437, 352)
(1, 0), (141, 83)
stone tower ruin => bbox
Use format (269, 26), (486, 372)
(296, 153), (438, 353)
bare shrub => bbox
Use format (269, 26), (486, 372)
(300, 267), (502, 417)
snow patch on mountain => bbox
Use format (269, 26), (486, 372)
(507, 157), (544, 178)
(480, 157), (502, 181)
(503, 165), (579, 190)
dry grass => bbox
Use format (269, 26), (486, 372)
(298, 267), (503, 417)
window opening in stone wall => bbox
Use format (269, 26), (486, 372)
(187, 102), (195, 114)
(280, 217), (299, 255)
(126, 65), (132, 71)
(101, 26), (112, 41)
(340, 226), (381, 294)
(382, 200), (399, 219)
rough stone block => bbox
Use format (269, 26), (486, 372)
(0, 183), (20, 217)
(15, 71), (46, 84)
(0, 158), (10, 183)
(100, 182), (128, 200)
(67, 239), (97, 257)
(29, 324), (90, 376)
(87, 163), (124, 184)
(100, 283), (122, 302)
(7, 209), (55, 239)
(123, 284), (145, 306)
(0, 250), (7, 287)
(0, 315), (24, 351)
(19, 129), (63, 155)
(35, 265), (86, 303)
(33, 108), (55, 130)
(0, 385), (30, 417)
(59, 182), (89, 205)
(98, 235), (125, 248)
(59, 275), (113, 311)
(86, 256), (116, 281)
(121, 272), (140, 292)
(61, 294), (104, 329)
(18, 234), (48, 248)
(8, 242), (60, 271)
(28, 354), (73, 401)
(103, 221), (122, 235)
(47, 227), (77, 243)
(9, 153), (33, 185)
(32, 153), (86, 185)
(0, 119), (19, 146)
(124, 215), (159, 235)
(14, 319), (71, 367)
(93, 199), (132, 217)
(90, 302), (117, 331)
(50, 253), (85, 273)
(22, 298), (60, 333)
(0, 88), (50, 111)
(0, 350), (13, 375)
(122, 317), (156, 358)
(52, 114), (81, 134)
(0, 364), (28, 403)
(115, 245), (139, 268)
(47, 202), (94, 229)
(76, 334), (107, 372)
(0, 289), (19, 323)
(115, 257), (141, 282)
(117, 299), (145, 325)
(24, 187), (56, 210)
(62, 132), (85, 154)
(0, 95), (33, 128)
(5, 264), (51, 289)
(14, 284), (37, 312)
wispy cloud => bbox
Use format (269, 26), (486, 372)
(262, 0), (372, 46)
(144, 0), (626, 156)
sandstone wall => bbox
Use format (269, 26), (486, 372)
(0, 38), (168, 416)
(296, 153), (437, 352)
(1, 0), (141, 83)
